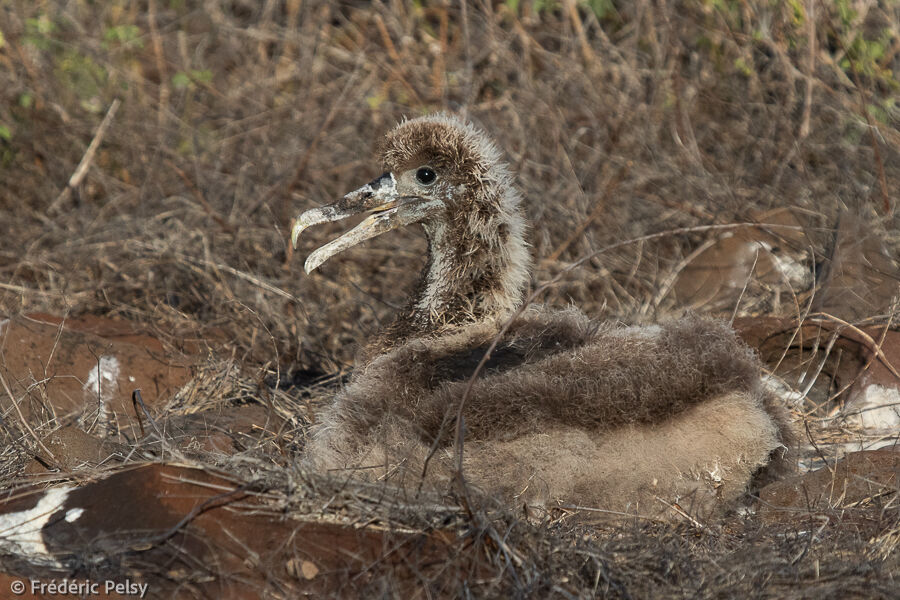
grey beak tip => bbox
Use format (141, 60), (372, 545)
(304, 252), (324, 274)
(291, 216), (311, 249)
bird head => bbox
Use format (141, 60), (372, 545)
(292, 113), (514, 274)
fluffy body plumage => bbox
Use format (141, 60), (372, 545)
(295, 114), (794, 519)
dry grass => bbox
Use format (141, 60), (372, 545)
(1, 0), (899, 598)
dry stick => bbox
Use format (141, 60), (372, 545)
(373, 13), (401, 63)
(0, 371), (58, 467)
(83, 349), (106, 435)
(559, 503), (662, 523)
(459, 0), (473, 111)
(798, 327), (841, 409)
(808, 313), (900, 381)
(804, 419), (834, 475)
(837, 32), (892, 214)
(546, 162), (630, 262)
(0, 286), (92, 301)
(565, 0), (596, 65)
(654, 496), (704, 529)
(147, 0), (168, 133)
(183, 252), (302, 304)
(644, 235), (720, 317)
(824, 348), (844, 415)
(166, 159), (235, 233)
(49, 98), (121, 214)
(131, 390), (146, 437)
(794, 304), (825, 396)
(132, 389), (179, 460)
(37, 313), (68, 387)
(769, 244), (815, 375)
(141, 482), (250, 548)
(450, 221), (806, 489)
(798, 0), (816, 140)
(729, 248), (761, 326)
(131, 388), (163, 438)
(430, 4), (449, 100)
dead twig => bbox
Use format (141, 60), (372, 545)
(131, 389), (146, 438)
(564, 0), (597, 65)
(0, 371), (59, 468)
(147, 0), (169, 133)
(729, 247), (761, 325)
(798, 0), (815, 140)
(833, 28), (892, 215)
(48, 98), (121, 214)
(654, 496), (704, 529)
(808, 313), (900, 381)
(166, 159), (236, 233)
(547, 162), (631, 262)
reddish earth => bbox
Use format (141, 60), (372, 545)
(758, 448), (900, 525)
(734, 315), (900, 439)
(673, 209), (898, 320)
(19, 403), (282, 476)
(0, 464), (464, 599)
(22, 425), (128, 474)
(673, 209), (811, 312)
(735, 316), (900, 395)
(151, 403), (282, 454)
(0, 313), (197, 429)
(0, 313), (457, 597)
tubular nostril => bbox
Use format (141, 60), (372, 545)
(369, 172), (392, 191)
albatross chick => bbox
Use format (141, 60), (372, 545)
(292, 113), (794, 520)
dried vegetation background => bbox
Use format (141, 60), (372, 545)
(0, 0), (899, 598)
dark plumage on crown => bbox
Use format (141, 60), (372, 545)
(378, 116), (492, 186)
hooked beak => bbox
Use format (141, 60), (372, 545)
(291, 173), (441, 274)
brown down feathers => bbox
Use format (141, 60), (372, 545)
(304, 306), (796, 518)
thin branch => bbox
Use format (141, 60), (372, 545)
(48, 98), (121, 214)
(0, 371), (59, 467)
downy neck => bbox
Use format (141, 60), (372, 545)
(365, 205), (531, 358)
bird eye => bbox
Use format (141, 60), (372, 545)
(415, 167), (437, 185)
